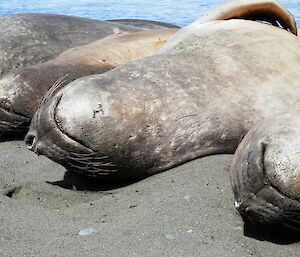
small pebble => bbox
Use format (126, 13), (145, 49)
(122, 229), (132, 236)
(233, 225), (243, 231)
(79, 227), (97, 236)
(164, 233), (177, 240)
(184, 195), (191, 200)
(1, 234), (13, 241)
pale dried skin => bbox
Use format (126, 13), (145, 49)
(56, 29), (178, 67)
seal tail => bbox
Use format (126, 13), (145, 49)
(198, 0), (297, 35)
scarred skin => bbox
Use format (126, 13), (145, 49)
(0, 29), (177, 140)
(26, 0), (300, 230)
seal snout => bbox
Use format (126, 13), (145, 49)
(25, 132), (42, 155)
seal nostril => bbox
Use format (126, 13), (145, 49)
(25, 134), (36, 150)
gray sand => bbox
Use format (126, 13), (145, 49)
(0, 141), (299, 256)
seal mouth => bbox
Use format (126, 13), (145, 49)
(233, 142), (300, 231)
(0, 106), (30, 141)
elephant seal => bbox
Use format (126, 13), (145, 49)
(108, 19), (179, 29)
(26, 0), (300, 182)
(230, 106), (300, 231)
(0, 28), (177, 140)
(0, 13), (145, 78)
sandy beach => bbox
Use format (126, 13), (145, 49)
(0, 141), (299, 256)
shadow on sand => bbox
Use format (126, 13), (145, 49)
(47, 169), (143, 191)
(244, 222), (300, 245)
(48, 170), (300, 245)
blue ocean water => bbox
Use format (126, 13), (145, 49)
(0, 0), (299, 27)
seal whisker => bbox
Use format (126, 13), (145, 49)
(69, 152), (110, 159)
(39, 74), (70, 107)
(67, 162), (117, 175)
(281, 220), (300, 230)
(64, 150), (119, 175)
(67, 156), (117, 168)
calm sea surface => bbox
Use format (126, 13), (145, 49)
(0, 0), (299, 27)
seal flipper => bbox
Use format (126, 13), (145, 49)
(198, 0), (297, 35)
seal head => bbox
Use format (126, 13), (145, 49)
(25, 81), (146, 181)
(230, 110), (300, 231)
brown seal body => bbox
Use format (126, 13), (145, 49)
(26, 14), (300, 176)
(230, 106), (300, 231)
(0, 29), (177, 140)
(0, 13), (145, 78)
